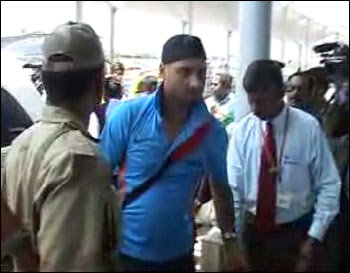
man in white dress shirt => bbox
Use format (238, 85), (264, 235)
(227, 60), (341, 271)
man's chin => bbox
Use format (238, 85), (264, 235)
(190, 96), (204, 104)
(258, 116), (268, 121)
(253, 112), (267, 120)
(288, 100), (301, 107)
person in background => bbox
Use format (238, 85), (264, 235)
(139, 75), (158, 94)
(131, 74), (159, 99)
(206, 73), (236, 127)
(110, 62), (125, 86)
(286, 71), (323, 123)
(93, 77), (124, 134)
(306, 67), (329, 115)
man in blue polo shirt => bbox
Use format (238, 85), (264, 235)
(101, 34), (245, 271)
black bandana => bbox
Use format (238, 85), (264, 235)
(161, 34), (206, 64)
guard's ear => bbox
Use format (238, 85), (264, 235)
(94, 67), (105, 104)
(277, 87), (285, 100)
(159, 63), (165, 77)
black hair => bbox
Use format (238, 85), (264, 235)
(306, 67), (329, 93)
(243, 60), (284, 93)
(42, 67), (103, 105)
(218, 73), (233, 88)
(288, 70), (303, 82)
(162, 34), (206, 64)
(111, 62), (125, 74)
(104, 78), (123, 99)
(288, 71), (314, 93)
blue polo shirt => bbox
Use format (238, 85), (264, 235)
(100, 87), (229, 262)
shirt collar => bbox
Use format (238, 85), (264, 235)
(215, 91), (231, 105)
(40, 105), (88, 133)
(261, 103), (289, 133)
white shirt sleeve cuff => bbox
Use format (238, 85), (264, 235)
(308, 219), (328, 242)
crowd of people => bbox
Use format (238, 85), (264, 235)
(1, 21), (349, 272)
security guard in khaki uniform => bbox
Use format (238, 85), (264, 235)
(1, 22), (119, 271)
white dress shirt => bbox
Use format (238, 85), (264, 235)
(227, 104), (341, 241)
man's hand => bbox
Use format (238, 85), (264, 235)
(295, 236), (322, 272)
(222, 239), (250, 272)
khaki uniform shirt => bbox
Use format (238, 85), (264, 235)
(2, 106), (119, 272)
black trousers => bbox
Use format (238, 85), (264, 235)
(242, 213), (323, 271)
(340, 201), (349, 271)
(324, 193), (350, 271)
(243, 224), (308, 271)
(119, 252), (195, 272)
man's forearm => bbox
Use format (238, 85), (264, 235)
(209, 178), (236, 233)
(196, 176), (212, 204)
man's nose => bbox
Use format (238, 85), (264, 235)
(189, 74), (202, 90)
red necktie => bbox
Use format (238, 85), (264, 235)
(256, 121), (278, 238)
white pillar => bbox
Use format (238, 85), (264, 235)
(235, 1), (272, 121)
(304, 18), (311, 69)
(280, 5), (288, 62)
(297, 42), (303, 69)
(227, 30), (232, 74)
(281, 38), (286, 62)
(322, 26), (328, 43)
(335, 32), (340, 42)
(182, 20), (187, 34)
(182, 2), (193, 35)
(76, 1), (83, 23)
(188, 1), (193, 35)
(110, 6), (117, 63)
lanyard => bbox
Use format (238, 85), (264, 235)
(260, 107), (290, 182)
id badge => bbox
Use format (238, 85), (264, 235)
(277, 192), (293, 209)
